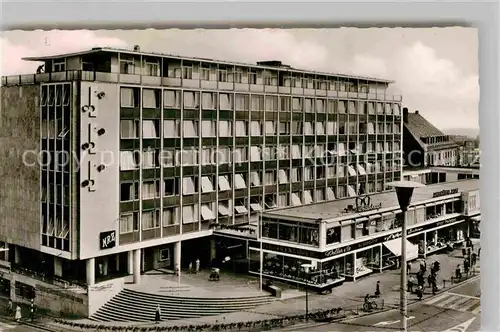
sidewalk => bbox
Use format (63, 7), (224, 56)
(47, 242), (480, 330)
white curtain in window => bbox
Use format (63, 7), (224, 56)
(375, 162), (381, 173)
(218, 203), (230, 216)
(278, 169), (288, 183)
(316, 122), (325, 135)
(164, 90), (180, 108)
(304, 122), (313, 135)
(291, 193), (302, 206)
(278, 194), (288, 207)
(142, 150), (155, 168)
(326, 187), (336, 200)
(234, 148), (246, 163)
(367, 123), (375, 134)
(393, 104), (401, 115)
(219, 93), (231, 110)
(385, 103), (392, 114)
(347, 165), (357, 176)
(143, 89), (157, 108)
(163, 120), (178, 138)
(120, 214), (134, 234)
(292, 145), (301, 159)
(315, 189), (325, 202)
(218, 175), (231, 191)
(217, 147), (230, 164)
(303, 190), (313, 204)
(235, 121), (247, 137)
(326, 122), (336, 135)
(201, 204), (215, 221)
(120, 151), (136, 170)
(202, 92), (215, 109)
(234, 174), (246, 189)
(235, 204), (248, 214)
(250, 172), (260, 186)
(303, 167), (312, 181)
(264, 172), (275, 185)
(182, 149), (198, 165)
(163, 208), (179, 226)
(377, 142), (383, 152)
(184, 91), (199, 108)
(292, 98), (301, 111)
(338, 143), (346, 156)
(336, 164), (345, 177)
(235, 94), (248, 110)
(183, 121), (197, 138)
(250, 121), (261, 136)
(142, 211), (155, 229)
(219, 121), (231, 137)
(265, 121), (275, 135)
(142, 120), (157, 138)
(338, 101), (346, 113)
(265, 96), (277, 111)
(251, 95), (262, 111)
(290, 168), (300, 182)
(357, 164), (367, 175)
(201, 176), (214, 192)
(348, 101), (356, 113)
(121, 120), (136, 138)
(347, 185), (357, 197)
(249, 146), (261, 161)
(182, 177), (196, 195)
(201, 120), (214, 137)
(316, 99), (324, 113)
(182, 205), (198, 224)
(304, 99), (313, 112)
(120, 88), (134, 107)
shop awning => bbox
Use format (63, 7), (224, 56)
(383, 239), (418, 261)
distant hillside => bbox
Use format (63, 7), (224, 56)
(443, 128), (479, 138)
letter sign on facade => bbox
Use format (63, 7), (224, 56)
(99, 230), (116, 250)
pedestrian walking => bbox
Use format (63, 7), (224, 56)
(427, 274), (433, 288)
(7, 298), (13, 316)
(195, 258), (200, 273)
(407, 261), (412, 275)
(478, 248), (481, 258)
(15, 305), (21, 322)
(407, 276), (415, 292)
(174, 263), (179, 276)
(455, 265), (462, 280)
(155, 304), (161, 324)
(188, 262), (193, 274)
(462, 248), (466, 258)
(464, 259), (470, 275)
(471, 252), (477, 266)
(374, 281), (381, 298)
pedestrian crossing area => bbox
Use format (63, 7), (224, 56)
(424, 292), (481, 314)
(0, 321), (16, 331)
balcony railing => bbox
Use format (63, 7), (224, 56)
(2, 71), (403, 102)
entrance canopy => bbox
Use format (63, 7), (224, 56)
(383, 238), (418, 261)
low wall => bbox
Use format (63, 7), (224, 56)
(88, 277), (125, 316)
(10, 272), (89, 318)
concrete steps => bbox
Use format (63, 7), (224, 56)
(90, 288), (274, 322)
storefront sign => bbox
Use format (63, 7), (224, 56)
(343, 195), (382, 213)
(462, 190), (480, 216)
(99, 230), (116, 250)
(432, 188), (459, 198)
(260, 243), (322, 259)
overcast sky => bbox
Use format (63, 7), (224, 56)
(1, 28), (478, 131)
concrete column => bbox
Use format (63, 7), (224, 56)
(14, 246), (20, 264)
(127, 251), (134, 275)
(210, 238), (217, 262)
(352, 252), (357, 282)
(423, 232), (427, 258)
(174, 241), (181, 275)
(53, 256), (63, 277)
(115, 254), (120, 272)
(133, 249), (141, 284)
(318, 222), (326, 251)
(86, 258), (95, 286)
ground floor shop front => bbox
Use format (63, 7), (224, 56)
(247, 217), (471, 292)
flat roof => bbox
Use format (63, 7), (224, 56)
(263, 179), (479, 222)
(21, 47), (394, 84)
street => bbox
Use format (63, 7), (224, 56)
(0, 317), (45, 332)
(281, 276), (480, 332)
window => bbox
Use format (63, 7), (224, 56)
(291, 192), (302, 206)
(278, 145), (289, 159)
(201, 120), (216, 137)
(264, 146), (276, 160)
(316, 122), (325, 135)
(234, 147), (247, 163)
(163, 120), (180, 138)
(304, 98), (313, 112)
(248, 70), (257, 84)
(164, 178), (178, 196)
(217, 147), (231, 164)
(200, 63), (210, 80)
(279, 122), (289, 135)
(201, 148), (215, 165)
(182, 65), (193, 79)
(120, 213), (138, 234)
(144, 60), (159, 76)
(183, 120), (199, 138)
(164, 90), (181, 109)
(303, 190), (313, 204)
(250, 121), (262, 136)
(183, 91), (199, 109)
(120, 182), (138, 201)
(53, 60), (66, 72)
(338, 100), (346, 113)
(142, 210), (160, 230)
(182, 177), (198, 195)
(235, 121), (248, 137)
(182, 148), (198, 165)
(316, 99), (325, 113)
(292, 98), (302, 112)
(251, 95), (264, 111)
(280, 97), (290, 112)
(250, 171), (261, 186)
(143, 89), (159, 108)
(120, 151), (139, 170)
(290, 168), (301, 182)
(265, 121), (276, 135)
(163, 207), (180, 226)
(120, 57), (135, 74)
(143, 120), (159, 138)
(265, 96), (278, 111)
(201, 176), (214, 193)
(234, 200), (248, 215)
(202, 92), (217, 109)
(120, 88), (136, 107)
(234, 173), (247, 189)
(250, 146), (261, 161)
(218, 175), (231, 191)
(264, 171), (276, 185)
(120, 120), (139, 139)
(201, 204), (216, 221)
(218, 68), (228, 82)
(142, 181), (160, 199)
(182, 205), (199, 224)
(278, 169), (289, 184)
(235, 94), (249, 110)
(219, 93), (232, 110)
(219, 121), (232, 137)
(142, 149), (158, 168)
(315, 189), (325, 202)
(234, 68), (244, 83)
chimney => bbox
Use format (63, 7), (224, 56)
(415, 110), (419, 115)
(403, 107), (409, 123)
(133, 45), (140, 52)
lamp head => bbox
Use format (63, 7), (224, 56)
(386, 181), (425, 211)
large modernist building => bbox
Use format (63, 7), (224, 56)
(0, 46), (403, 302)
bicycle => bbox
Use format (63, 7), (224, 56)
(363, 300), (378, 311)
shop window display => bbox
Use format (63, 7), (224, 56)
(262, 219), (319, 246)
(326, 226), (341, 244)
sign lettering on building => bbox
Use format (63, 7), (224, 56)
(343, 195), (382, 214)
(432, 188), (459, 198)
(463, 190), (480, 216)
(99, 230), (116, 250)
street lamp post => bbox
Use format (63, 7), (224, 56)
(301, 263), (312, 321)
(387, 181), (424, 332)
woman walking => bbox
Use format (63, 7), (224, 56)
(155, 304), (161, 324)
(15, 305), (22, 322)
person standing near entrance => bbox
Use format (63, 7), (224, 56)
(15, 305), (21, 322)
(155, 304), (161, 324)
(195, 258), (200, 274)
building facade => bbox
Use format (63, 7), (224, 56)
(402, 109), (459, 168)
(245, 179), (479, 292)
(1, 46), (403, 311)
